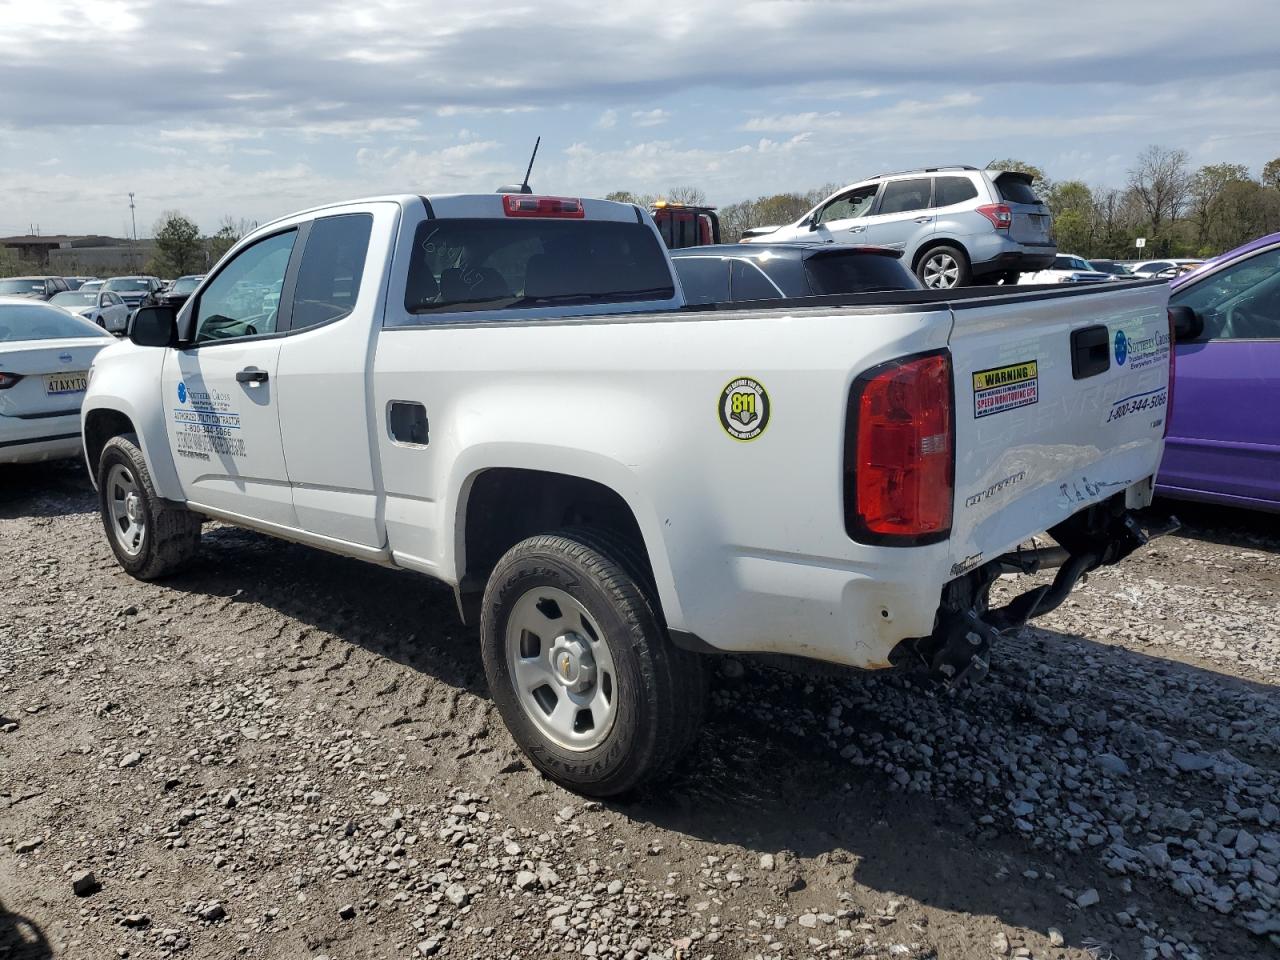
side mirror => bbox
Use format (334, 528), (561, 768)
(1168, 304), (1203, 342)
(808, 212), (821, 232)
(128, 305), (178, 347)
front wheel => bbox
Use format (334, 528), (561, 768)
(915, 245), (971, 289)
(480, 530), (705, 797)
(97, 434), (201, 579)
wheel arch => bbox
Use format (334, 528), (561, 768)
(911, 236), (971, 272)
(451, 459), (677, 628)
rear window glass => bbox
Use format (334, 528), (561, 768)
(171, 276), (202, 294)
(995, 175), (1042, 205)
(933, 176), (978, 207)
(104, 278), (152, 292)
(0, 303), (111, 341)
(51, 291), (97, 306)
(404, 218), (675, 315)
(0, 279), (47, 295)
(805, 253), (919, 295)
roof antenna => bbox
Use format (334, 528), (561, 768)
(497, 136), (540, 194)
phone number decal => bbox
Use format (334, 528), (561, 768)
(1105, 387), (1166, 425)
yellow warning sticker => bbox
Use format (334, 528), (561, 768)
(972, 360), (1038, 418)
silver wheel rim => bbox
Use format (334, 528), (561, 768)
(106, 463), (146, 558)
(506, 585), (617, 752)
(922, 253), (961, 288)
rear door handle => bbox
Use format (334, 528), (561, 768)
(236, 368), (269, 385)
(914, 216), (934, 224)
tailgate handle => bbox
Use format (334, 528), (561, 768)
(1070, 325), (1110, 380)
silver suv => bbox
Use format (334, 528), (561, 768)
(742, 166), (1056, 288)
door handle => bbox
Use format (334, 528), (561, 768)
(236, 368), (269, 386)
(848, 225), (866, 233)
(914, 217), (934, 224)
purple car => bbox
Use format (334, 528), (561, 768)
(1158, 232), (1280, 511)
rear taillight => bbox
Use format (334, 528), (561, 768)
(845, 351), (954, 544)
(0, 372), (22, 389)
(976, 203), (1013, 230)
(503, 195), (585, 218)
(1164, 308), (1176, 438)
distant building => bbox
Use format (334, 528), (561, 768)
(0, 234), (157, 275)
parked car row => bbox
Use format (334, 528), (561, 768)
(0, 273), (204, 333)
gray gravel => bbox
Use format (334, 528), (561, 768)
(1, 464), (1277, 959)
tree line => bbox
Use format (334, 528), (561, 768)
(611, 146), (1280, 259)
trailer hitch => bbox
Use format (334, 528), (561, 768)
(917, 505), (1180, 688)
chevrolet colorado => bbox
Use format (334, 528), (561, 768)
(82, 192), (1179, 795)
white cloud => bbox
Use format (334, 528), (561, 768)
(631, 109), (670, 128)
(596, 109), (617, 129)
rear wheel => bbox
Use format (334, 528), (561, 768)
(97, 434), (201, 579)
(480, 529), (705, 797)
(916, 245), (971, 289)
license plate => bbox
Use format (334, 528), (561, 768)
(45, 372), (88, 395)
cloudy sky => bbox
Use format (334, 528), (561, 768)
(2, 0), (1278, 237)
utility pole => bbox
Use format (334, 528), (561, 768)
(128, 193), (138, 271)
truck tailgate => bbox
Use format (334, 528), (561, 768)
(947, 282), (1170, 570)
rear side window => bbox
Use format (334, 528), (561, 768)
(994, 175), (1042, 205)
(404, 218), (675, 315)
(933, 176), (978, 207)
(804, 253), (920, 295)
(729, 260), (782, 301)
(292, 214), (373, 330)
(0, 302), (111, 341)
(877, 178), (932, 215)
(672, 257), (730, 305)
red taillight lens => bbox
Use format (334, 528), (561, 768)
(0, 372), (22, 389)
(1164, 308), (1176, 438)
(503, 195), (585, 218)
(976, 203), (1013, 230)
(846, 351), (954, 544)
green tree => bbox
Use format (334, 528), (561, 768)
(1046, 180), (1095, 254)
(207, 215), (253, 266)
(1263, 157), (1280, 192)
(151, 210), (202, 276)
(1127, 145), (1192, 239)
(1188, 163), (1251, 252)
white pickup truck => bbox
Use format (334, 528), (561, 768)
(81, 192), (1181, 796)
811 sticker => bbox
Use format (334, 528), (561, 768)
(972, 360), (1038, 419)
(719, 377), (770, 441)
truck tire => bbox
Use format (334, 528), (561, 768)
(916, 244), (971, 289)
(480, 529), (705, 797)
(97, 434), (201, 580)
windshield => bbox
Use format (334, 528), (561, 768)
(104, 278), (152, 292)
(403, 218), (675, 315)
(50, 291), (97, 307)
(0, 302), (111, 341)
(171, 276), (202, 294)
(0, 279), (46, 295)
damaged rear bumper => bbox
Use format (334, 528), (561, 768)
(913, 497), (1179, 686)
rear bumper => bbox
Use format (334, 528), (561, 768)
(0, 412), (83, 464)
(971, 245), (1057, 276)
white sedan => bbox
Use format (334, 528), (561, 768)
(1018, 254), (1113, 284)
(0, 297), (115, 464)
(50, 289), (132, 333)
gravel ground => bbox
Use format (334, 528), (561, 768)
(2, 461), (1277, 960)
